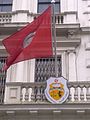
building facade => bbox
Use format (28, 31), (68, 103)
(0, 0), (90, 120)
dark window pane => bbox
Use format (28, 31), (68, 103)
(2, 0), (13, 4)
(0, 6), (2, 11)
(0, 0), (13, 12)
(38, 3), (60, 13)
(3, 6), (12, 12)
(55, 3), (60, 13)
(38, 0), (60, 13)
(54, 0), (60, 2)
(0, 0), (3, 4)
(39, 0), (51, 2)
(0, 6), (12, 12)
(38, 4), (50, 13)
(35, 57), (62, 82)
(0, 57), (6, 104)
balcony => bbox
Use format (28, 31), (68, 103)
(0, 56), (89, 105)
(4, 81), (90, 104)
(0, 57), (90, 115)
(1, 57), (90, 105)
(0, 12), (63, 24)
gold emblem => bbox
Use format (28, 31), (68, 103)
(49, 80), (64, 100)
(45, 77), (69, 104)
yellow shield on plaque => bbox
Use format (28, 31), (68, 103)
(45, 77), (69, 104)
(49, 82), (64, 100)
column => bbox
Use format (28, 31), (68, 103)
(6, 64), (17, 82)
(29, 59), (35, 82)
(21, 0), (28, 10)
(68, 51), (76, 81)
(23, 60), (35, 83)
(61, 0), (77, 12)
(12, 0), (16, 11)
(12, 0), (22, 11)
(15, 62), (24, 82)
(12, 0), (29, 22)
(67, 0), (77, 11)
(62, 52), (67, 79)
(65, 51), (69, 80)
(27, 0), (37, 13)
(60, 0), (67, 12)
(62, 0), (78, 23)
(12, 0), (27, 11)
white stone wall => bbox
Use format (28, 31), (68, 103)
(12, 0), (37, 13)
(4, 0), (90, 103)
(12, 0), (37, 22)
(61, 0), (90, 81)
(6, 59), (35, 83)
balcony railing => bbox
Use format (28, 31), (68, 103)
(0, 12), (64, 24)
(33, 13), (63, 24)
(20, 81), (90, 103)
(4, 81), (90, 104)
(0, 12), (12, 23)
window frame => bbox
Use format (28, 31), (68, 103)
(0, 0), (13, 12)
(34, 55), (62, 82)
(38, 0), (60, 13)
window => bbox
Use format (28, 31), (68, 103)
(38, 0), (60, 13)
(0, 57), (6, 104)
(0, 0), (13, 12)
(35, 56), (62, 82)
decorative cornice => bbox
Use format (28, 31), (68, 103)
(62, 11), (77, 15)
(0, 103), (90, 111)
(12, 10), (30, 15)
(81, 27), (90, 33)
(83, 11), (90, 14)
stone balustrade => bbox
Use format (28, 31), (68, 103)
(0, 12), (64, 24)
(68, 81), (90, 103)
(16, 81), (90, 103)
(33, 13), (64, 24)
(0, 12), (12, 23)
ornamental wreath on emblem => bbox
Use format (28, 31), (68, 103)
(45, 77), (69, 104)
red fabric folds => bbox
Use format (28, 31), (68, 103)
(3, 6), (53, 70)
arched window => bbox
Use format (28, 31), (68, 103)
(38, 0), (60, 13)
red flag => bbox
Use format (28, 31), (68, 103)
(3, 6), (53, 70)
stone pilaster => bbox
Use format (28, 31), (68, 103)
(61, 0), (78, 24)
(12, 0), (37, 22)
(68, 51), (77, 81)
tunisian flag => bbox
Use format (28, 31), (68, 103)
(3, 6), (53, 70)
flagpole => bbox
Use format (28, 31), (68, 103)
(51, 0), (58, 77)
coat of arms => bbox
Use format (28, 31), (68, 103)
(45, 77), (69, 104)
